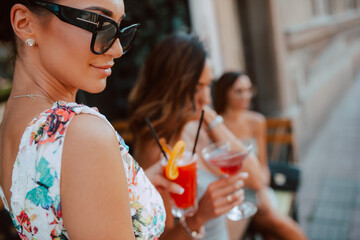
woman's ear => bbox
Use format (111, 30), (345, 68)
(10, 4), (37, 44)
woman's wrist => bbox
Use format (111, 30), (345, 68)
(180, 216), (206, 239)
(206, 115), (223, 132)
(202, 105), (218, 126)
(185, 213), (206, 231)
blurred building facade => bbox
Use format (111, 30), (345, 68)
(190, 0), (360, 159)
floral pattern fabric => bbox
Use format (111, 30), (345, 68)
(0, 102), (165, 240)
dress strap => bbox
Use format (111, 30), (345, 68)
(68, 103), (129, 150)
(0, 185), (10, 212)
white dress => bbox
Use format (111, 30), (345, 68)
(0, 101), (166, 240)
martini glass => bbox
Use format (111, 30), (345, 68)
(201, 139), (257, 221)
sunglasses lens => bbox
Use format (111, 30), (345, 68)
(92, 23), (139, 54)
(120, 25), (139, 53)
(93, 21), (117, 53)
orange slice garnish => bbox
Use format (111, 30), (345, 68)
(159, 138), (172, 157)
(165, 140), (186, 180)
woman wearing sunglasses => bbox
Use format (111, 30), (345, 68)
(0, 1), (166, 239)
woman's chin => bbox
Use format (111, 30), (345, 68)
(239, 102), (250, 110)
(192, 110), (203, 120)
(243, 105), (251, 110)
(83, 80), (107, 94)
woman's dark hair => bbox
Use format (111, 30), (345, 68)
(0, 0), (52, 58)
(129, 32), (206, 145)
(213, 71), (246, 114)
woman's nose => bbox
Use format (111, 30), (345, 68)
(106, 38), (123, 59)
(200, 88), (211, 106)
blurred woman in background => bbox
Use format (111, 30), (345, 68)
(213, 72), (270, 184)
(212, 71), (307, 240)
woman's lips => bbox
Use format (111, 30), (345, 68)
(91, 64), (113, 76)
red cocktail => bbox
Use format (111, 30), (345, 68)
(208, 151), (248, 175)
(202, 140), (257, 221)
(162, 152), (197, 217)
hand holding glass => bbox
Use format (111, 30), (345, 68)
(201, 140), (257, 221)
(162, 152), (198, 217)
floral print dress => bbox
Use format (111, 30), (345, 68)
(0, 102), (166, 240)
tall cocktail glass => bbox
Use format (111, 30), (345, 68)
(162, 151), (198, 217)
(201, 140), (257, 221)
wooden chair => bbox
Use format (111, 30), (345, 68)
(266, 117), (296, 163)
(266, 117), (299, 220)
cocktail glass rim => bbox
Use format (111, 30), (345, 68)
(201, 139), (253, 166)
(200, 139), (257, 221)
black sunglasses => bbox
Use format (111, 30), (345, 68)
(31, 0), (140, 55)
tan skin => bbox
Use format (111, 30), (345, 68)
(182, 63), (266, 240)
(182, 69), (308, 239)
(222, 75), (270, 185)
(190, 64), (264, 191)
(134, 62), (248, 240)
(0, 1), (176, 239)
(218, 75), (308, 240)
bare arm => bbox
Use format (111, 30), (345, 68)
(254, 114), (271, 185)
(61, 114), (135, 240)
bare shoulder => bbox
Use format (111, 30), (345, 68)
(64, 113), (117, 148)
(246, 110), (266, 126)
(183, 120), (200, 134)
(61, 113), (123, 189)
(246, 110), (265, 122)
(182, 121), (199, 144)
(61, 114), (135, 239)
(182, 120), (209, 151)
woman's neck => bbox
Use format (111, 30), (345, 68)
(222, 107), (246, 121)
(11, 58), (76, 103)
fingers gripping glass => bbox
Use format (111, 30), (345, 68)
(32, 0), (140, 55)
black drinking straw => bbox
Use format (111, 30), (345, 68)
(192, 109), (205, 155)
(145, 117), (168, 160)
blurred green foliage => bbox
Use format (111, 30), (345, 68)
(0, 43), (13, 80)
(121, 0), (191, 66)
(0, 43), (13, 102)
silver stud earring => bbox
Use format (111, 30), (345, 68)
(25, 39), (35, 47)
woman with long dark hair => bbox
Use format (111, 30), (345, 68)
(129, 33), (249, 240)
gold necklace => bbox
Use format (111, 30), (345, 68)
(12, 94), (53, 103)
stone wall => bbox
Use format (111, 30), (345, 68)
(189, 0), (360, 160)
(278, 0), (360, 159)
(188, 0), (246, 76)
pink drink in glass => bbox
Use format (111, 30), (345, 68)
(208, 151), (248, 175)
(202, 140), (257, 221)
